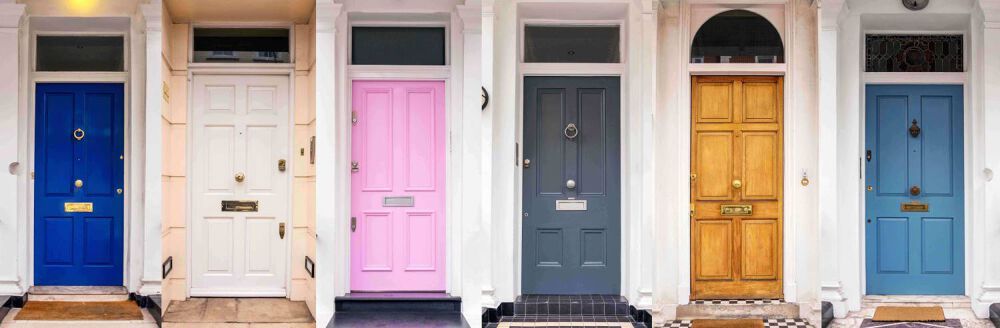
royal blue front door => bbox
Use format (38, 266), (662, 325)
(34, 83), (125, 286)
(865, 84), (964, 295)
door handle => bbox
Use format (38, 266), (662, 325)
(235, 172), (245, 183)
(910, 185), (921, 196)
(278, 159), (287, 172)
(278, 222), (286, 239)
(732, 179), (742, 189)
(351, 217), (357, 232)
(566, 179), (576, 189)
(74, 179), (83, 188)
(564, 123), (579, 139)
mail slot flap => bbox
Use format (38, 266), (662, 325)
(556, 200), (587, 211)
(222, 200), (258, 212)
(64, 202), (93, 213)
(901, 202), (929, 212)
(383, 196), (414, 207)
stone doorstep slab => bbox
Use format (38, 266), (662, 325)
(28, 286), (127, 295)
(163, 298), (314, 324)
(676, 303), (800, 320)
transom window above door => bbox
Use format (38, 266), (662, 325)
(865, 35), (963, 72)
(690, 9), (784, 64)
(523, 25), (621, 63)
(351, 26), (446, 65)
(192, 28), (291, 64)
(36, 36), (125, 72)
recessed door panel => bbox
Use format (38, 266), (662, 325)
(34, 83), (124, 286)
(865, 84), (964, 295)
(522, 76), (621, 295)
(690, 76), (783, 299)
(351, 80), (446, 291)
(191, 75), (289, 296)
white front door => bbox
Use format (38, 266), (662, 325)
(190, 74), (290, 296)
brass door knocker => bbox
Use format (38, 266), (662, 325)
(564, 123), (579, 139)
(909, 119), (921, 137)
(73, 128), (85, 141)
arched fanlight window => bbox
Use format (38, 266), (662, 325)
(690, 10), (784, 64)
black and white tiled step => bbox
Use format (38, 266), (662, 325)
(484, 295), (652, 328)
(664, 319), (812, 328)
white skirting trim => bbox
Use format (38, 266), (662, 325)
(820, 281), (846, 318)
(481, 286), (498, 308)
(0, 281), (24, 295)
(138, 281), (162, 296)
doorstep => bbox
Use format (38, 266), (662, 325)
(161, 298), (313, 328)
(330, 292), (465, 328)
(27, 286), (128, 302)
(483, 295), (652, 328)
(676, 299), (800, 320)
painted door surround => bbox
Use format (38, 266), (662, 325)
(350, 80), (447, 292)
(190, 74), (291, 296)
(34, 83), (125, 286)
(690, 75), (783, 300)
(521, 76), (621, 295)
(864, 84), (964, 295)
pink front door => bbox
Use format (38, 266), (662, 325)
(350, 80), (446, 291)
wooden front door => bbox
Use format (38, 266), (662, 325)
(690, 76), (783, 300)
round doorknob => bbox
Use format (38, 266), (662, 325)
(910, 185), (920, 196)
(235, 172), (245, 183)
(566, 179), (576, 189)
(732, 179), (742, 189)
(74, 179), (83, 188)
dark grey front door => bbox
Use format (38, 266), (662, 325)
(522, 76), (621, 294)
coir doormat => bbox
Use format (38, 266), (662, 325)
(872, 306), (946, 322)
(691, 319), (765, 328)
(14, 301), (143, 321)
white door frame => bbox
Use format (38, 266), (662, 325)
(185, 65), (296, 298)
(675, 1), (798, 304)
(856, 30), (971, 297)
(22, 22), (135, 289)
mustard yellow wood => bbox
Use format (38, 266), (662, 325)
(690, 76), (783, 300)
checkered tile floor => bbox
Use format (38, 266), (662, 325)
(689, 299), (786, 305)
(664, 319), (811, 328)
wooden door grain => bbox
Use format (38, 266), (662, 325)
(691, 76), (783, 300)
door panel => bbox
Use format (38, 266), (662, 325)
(34, 83), (124, 286)
(865, 84), (964, 295)
(191, 75), (290, 296)
(691, 76), (783, 299)
(351, 80), (446, 291)
(522, 76), (621, 295)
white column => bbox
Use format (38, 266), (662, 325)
(456, 3), (484, 325)
(818, 0), (846, 318)
(630, 0), (657, 315)
(139, 0), (163, 296)
(0, 0), (24, 295)
(314, 1), (343, 326)
(480, 0), (498, 308)
(489, 0), (517, 304)
(974, 0), (1000, 317)
(834, 12), (863, 314)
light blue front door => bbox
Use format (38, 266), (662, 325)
(865, 84), (964, 295)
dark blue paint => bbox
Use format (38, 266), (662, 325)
(522, 77), (620, 294)
(34, 83), (124, 286)
(865, 84), (964, 294)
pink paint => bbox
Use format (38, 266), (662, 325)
(351, 80), (446, 291)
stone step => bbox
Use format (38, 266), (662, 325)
(514, 295), (630, 316)
(334, 292), (461, 313)
(676, 302), (800, 319)
(27, 286), (129, 302)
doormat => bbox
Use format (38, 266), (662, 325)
(872, 306), (945, 322)
(499, 324), (633, 327)
(14, 301), (143, 321)
(860, 319), (962, 328)
(691, 319), (765, 328)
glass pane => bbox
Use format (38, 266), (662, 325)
(690, 10), (784, 64)
(193, 28), (290, 63)
(351, 27), (446, 65)
(36, 36), (124, 72)
(523, 25), (620, 63)
(865, 35), (963, 72)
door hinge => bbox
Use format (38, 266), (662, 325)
(351, 111), (358, 125)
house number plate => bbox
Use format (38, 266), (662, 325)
(720, 204), (753, 216)
(555, 200), (587, 211)
(221, 200), (259, 212)
(64, 202), (93, 213)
